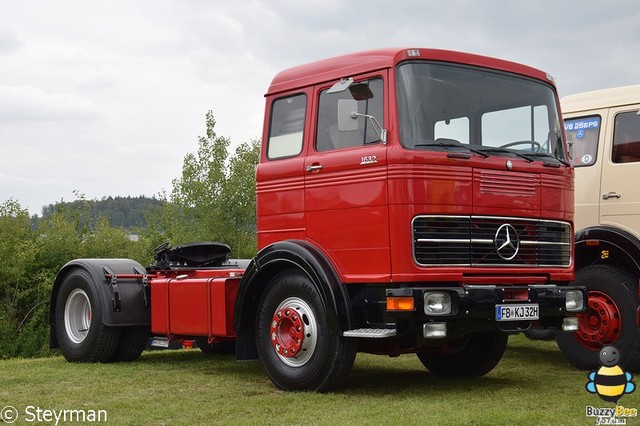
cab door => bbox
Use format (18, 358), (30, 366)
(599, 106), (640, 235)
(257, 93), (308, 248)
(564, 113), (607, 231)
(304, 75), (390, 282)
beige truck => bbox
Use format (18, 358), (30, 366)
(555, 86), (640, 372)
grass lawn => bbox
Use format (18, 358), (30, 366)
(0, 334), (633, 425)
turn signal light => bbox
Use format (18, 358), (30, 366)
(386, 296), (415, 311)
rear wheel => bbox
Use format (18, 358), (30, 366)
(417, 331), (508, 377)
(556, 265), (640, 372)
(255, 269), (356, 392)
(55, 268), (121, 362)
(110, 326), (149, 362)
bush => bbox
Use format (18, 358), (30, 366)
(0, 200), (146, 358)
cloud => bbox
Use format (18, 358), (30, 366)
(0, 29), (23, 53)
(0, 85), (104, 123)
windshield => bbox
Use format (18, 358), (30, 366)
(396, 62), (567, 163)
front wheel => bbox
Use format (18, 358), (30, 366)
(55, 268), (121, 362)
(556, 265), (640, 372)
(255, 269), (356, 392)
(417, 331), (508, 377)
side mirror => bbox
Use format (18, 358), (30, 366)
(337, 99), (359, 132)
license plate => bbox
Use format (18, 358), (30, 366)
(151, 338), (170, 348)
(495, 304), (539, 321)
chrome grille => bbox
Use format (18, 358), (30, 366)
(412, 215), (571, 267)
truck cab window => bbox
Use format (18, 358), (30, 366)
(482, 105), (550, 148)
(397, 62), (567, 163)
(563, 116), (600, 167)
(612, 111), (640, 164)
(267, 94), (306, 159)
(435, 117), (469, 143)
(316, 78), (384, 151)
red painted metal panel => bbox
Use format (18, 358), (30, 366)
(304, 143), (390, 281)
(150, 278), (170, 335)
(168, 278), (209, 336)
(268, 48), (550, 96)
(257, 153), (306, 249)
(210, 277), (240, 337)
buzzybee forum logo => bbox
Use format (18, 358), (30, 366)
(585, 345), (637, 424)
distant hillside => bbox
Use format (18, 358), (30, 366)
(37, 195), (164, 230)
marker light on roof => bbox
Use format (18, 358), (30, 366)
(407, 49), (420, 57)
(546, 73), (555, 83)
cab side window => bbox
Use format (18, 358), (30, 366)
(612, 111), (640, 164)
(267, 94), (306, 159)
(564, 116), (600, 167)
(316, 78), (383, 152)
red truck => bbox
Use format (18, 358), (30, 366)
(49, 48), (586, 392)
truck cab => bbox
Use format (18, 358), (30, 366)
(234, 48), (585, 389)
(557, 86), (640, 372)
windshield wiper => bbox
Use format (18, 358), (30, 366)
(414, 138), (489, 158)
(521, 152), (571, 167)
(477, 147), (535, 163)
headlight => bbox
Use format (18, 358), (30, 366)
(424, 292), (452, 315)
(565, 290), (584, 312)
(423, 322), (447, 339)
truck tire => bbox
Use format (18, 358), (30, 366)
(255, 269), (357, 392)
(109, 326), (149, 362)
(556, 265), (640, 372)
(417, 331), (508, 377)
(195, 337), (235, 355)
(55, 268), (121, 362)
(524, 328), (556, 341)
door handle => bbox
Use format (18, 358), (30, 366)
(602, 192), (621, 200)
(306, 164), (323, 172)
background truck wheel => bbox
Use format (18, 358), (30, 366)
(556, 265), (640, 372)
(109, 326), (150, 362)
(255, 269), (356, 392)
(417, 331), (508, 377)
(524, 328), (556, 341)
(55, 268), (121, 362)
(195, 337), (235, 355)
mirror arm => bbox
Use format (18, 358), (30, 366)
(352, 112), (387, 144)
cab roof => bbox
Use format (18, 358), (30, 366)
(561, 85), (640, 114)
(267, 47), (553, 96)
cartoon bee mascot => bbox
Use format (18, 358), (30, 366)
(586, 345), (635, 403)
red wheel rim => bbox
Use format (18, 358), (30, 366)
(575, 290), (621, 351)
(270, 307), (305, 357)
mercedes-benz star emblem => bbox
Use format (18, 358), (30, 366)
(506, 160), (513, 170)
(494, 224), (520, 260)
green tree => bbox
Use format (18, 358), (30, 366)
(146, 111), (259, 258)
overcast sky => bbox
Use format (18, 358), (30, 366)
(1, 1), (638, 215)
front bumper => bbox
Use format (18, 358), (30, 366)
(383, 284), (587, 336)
